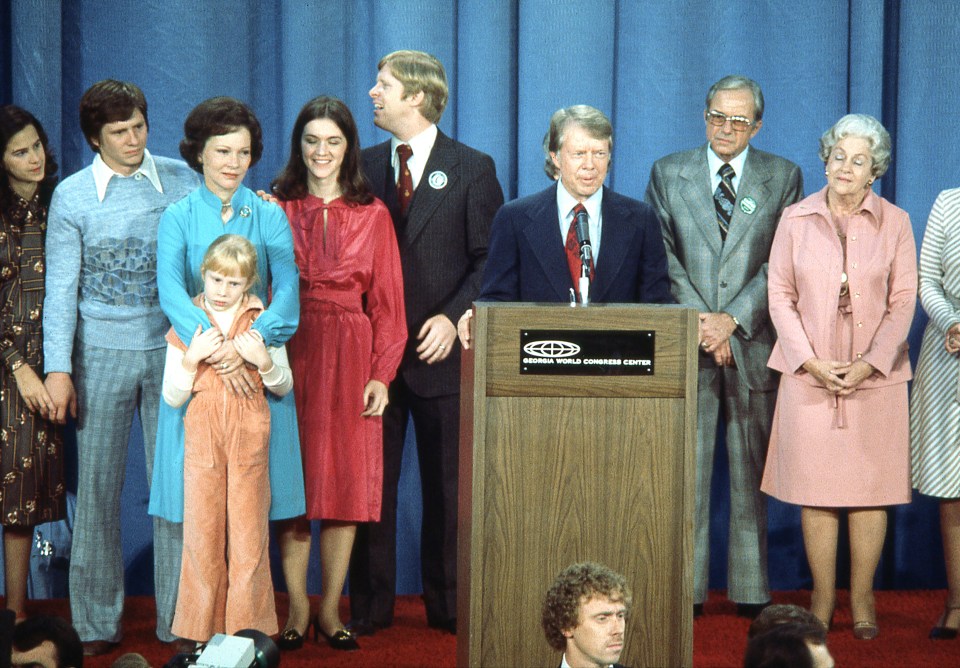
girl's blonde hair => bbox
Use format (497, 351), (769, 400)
(200, 234), (259, 288)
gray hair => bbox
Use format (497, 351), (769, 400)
(705, 75), (765, 121)
(818, 113), (892, 178)
(542, 105), (613, 179)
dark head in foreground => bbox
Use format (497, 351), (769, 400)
(743, 622), (833, 668)
(12, 615), (83, 668)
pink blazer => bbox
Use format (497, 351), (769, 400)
(767, 187), (917, 388)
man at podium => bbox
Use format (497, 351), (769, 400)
(458, 104), (672, 346)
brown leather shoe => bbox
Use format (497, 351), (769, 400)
(163, 638), (197, 655)
(82, 640), (118, 656)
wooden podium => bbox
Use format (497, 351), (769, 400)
(457, 303), (698, 667)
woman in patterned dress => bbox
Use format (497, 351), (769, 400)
(910, 188), (960, 639)
(0, 105), (65, 619)
(271, 97), (406, 651)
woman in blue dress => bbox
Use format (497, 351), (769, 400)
(150, 97), (304, 534)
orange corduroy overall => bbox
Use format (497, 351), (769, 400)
(169, 297), (277, 640)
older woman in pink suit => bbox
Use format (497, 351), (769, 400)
(761, 114), (917, 640)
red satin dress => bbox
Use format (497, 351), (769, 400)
(281, 195), (406, 521)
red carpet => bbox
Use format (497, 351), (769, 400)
(17, 590), (960, 666)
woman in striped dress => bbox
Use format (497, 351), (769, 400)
(910, 188), (960, 639)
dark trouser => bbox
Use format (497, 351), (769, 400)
(349, 375), (460, 627)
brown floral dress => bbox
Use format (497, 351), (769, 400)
(0, 189), (64, 526)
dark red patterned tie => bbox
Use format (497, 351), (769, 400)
(396, 143), (414, 216)
(565, 203), (594, 297)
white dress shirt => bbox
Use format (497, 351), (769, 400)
(390, 123), (439, 191)
(707, 144), (749, 194)
(556, 180), (604, 261)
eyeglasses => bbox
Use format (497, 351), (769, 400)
(705, 110), (755, 132)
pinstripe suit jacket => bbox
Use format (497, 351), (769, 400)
(645, 144), (803, 391)
(363, 131), (504, 397)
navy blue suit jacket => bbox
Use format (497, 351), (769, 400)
(478, 184), (673, 304)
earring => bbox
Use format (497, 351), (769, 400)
(824, 170), (829, 176)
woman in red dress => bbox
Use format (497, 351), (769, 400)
(272, 97), (406, 651)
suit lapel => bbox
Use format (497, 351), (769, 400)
(592, 187), (632, 302)
(678, 148), (723, 257)
(721, 149), (772, 260)
(521, 186), (574, 301)
(365, 142), (401, 222)
(401, 131), (460, 249)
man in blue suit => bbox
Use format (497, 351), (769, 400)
(459, 105), (671, 344)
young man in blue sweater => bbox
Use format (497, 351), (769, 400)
(42, 80), (198, 657)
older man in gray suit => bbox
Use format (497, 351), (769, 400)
(645, 75), (802, 618)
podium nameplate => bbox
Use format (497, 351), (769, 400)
(519, 329), (655, 375)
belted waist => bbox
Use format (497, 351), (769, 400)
(300, 287), (363, 312)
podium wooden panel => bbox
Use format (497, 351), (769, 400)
(458, 303), (698, 667)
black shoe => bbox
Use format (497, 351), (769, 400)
(346, 618), (378, 637)
(428, 618), (457, 635)
(317, 627), (360, 651)
(736, 601), (771, 619)
(276, 620), (309, 651)
(930, 604), (960, 640)
(693, 603), (704, 618)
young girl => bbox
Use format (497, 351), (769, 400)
(161, 233), (292, 642)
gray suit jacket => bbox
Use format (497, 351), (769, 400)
(645, 144), (803, 391)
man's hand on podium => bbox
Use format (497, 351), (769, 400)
(457, 309), (474, 350)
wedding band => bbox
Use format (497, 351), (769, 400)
(221, 362), (227, 369)
(439, 344), (446, 350)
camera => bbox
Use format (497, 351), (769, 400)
(163, 629), (279, 668)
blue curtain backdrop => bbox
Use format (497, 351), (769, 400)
(2, 0), (959, 597)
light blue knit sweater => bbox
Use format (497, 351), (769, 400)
(43, 155), (198, 373)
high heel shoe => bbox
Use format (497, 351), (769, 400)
(313, 615), (360, 651)
(851, 592), (878, 640)
(929, 603), (960, 640)
(277, 618), (311, 651)
(852, 620), (879, 640)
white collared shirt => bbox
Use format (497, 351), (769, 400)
(560, 653), (613, 668)
(707, 144), (749, 194)
(391, 124), (439, 191)
(556, 181), (603, 261)
(91, 148), (165, 202)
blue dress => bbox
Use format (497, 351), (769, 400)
(149, 183), (305, 521)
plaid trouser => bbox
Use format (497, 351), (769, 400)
(68, 342), (182, 643)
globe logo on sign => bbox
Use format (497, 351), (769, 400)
(523, 340), (581, 358)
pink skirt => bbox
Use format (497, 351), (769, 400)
(761, 302), (911, 507)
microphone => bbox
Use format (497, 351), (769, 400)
(574, 208), (592, 304)
(574, 209), (592, 268)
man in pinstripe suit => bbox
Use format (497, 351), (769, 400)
(645, 75), (803, 618)
(348, 50), (504, 636)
